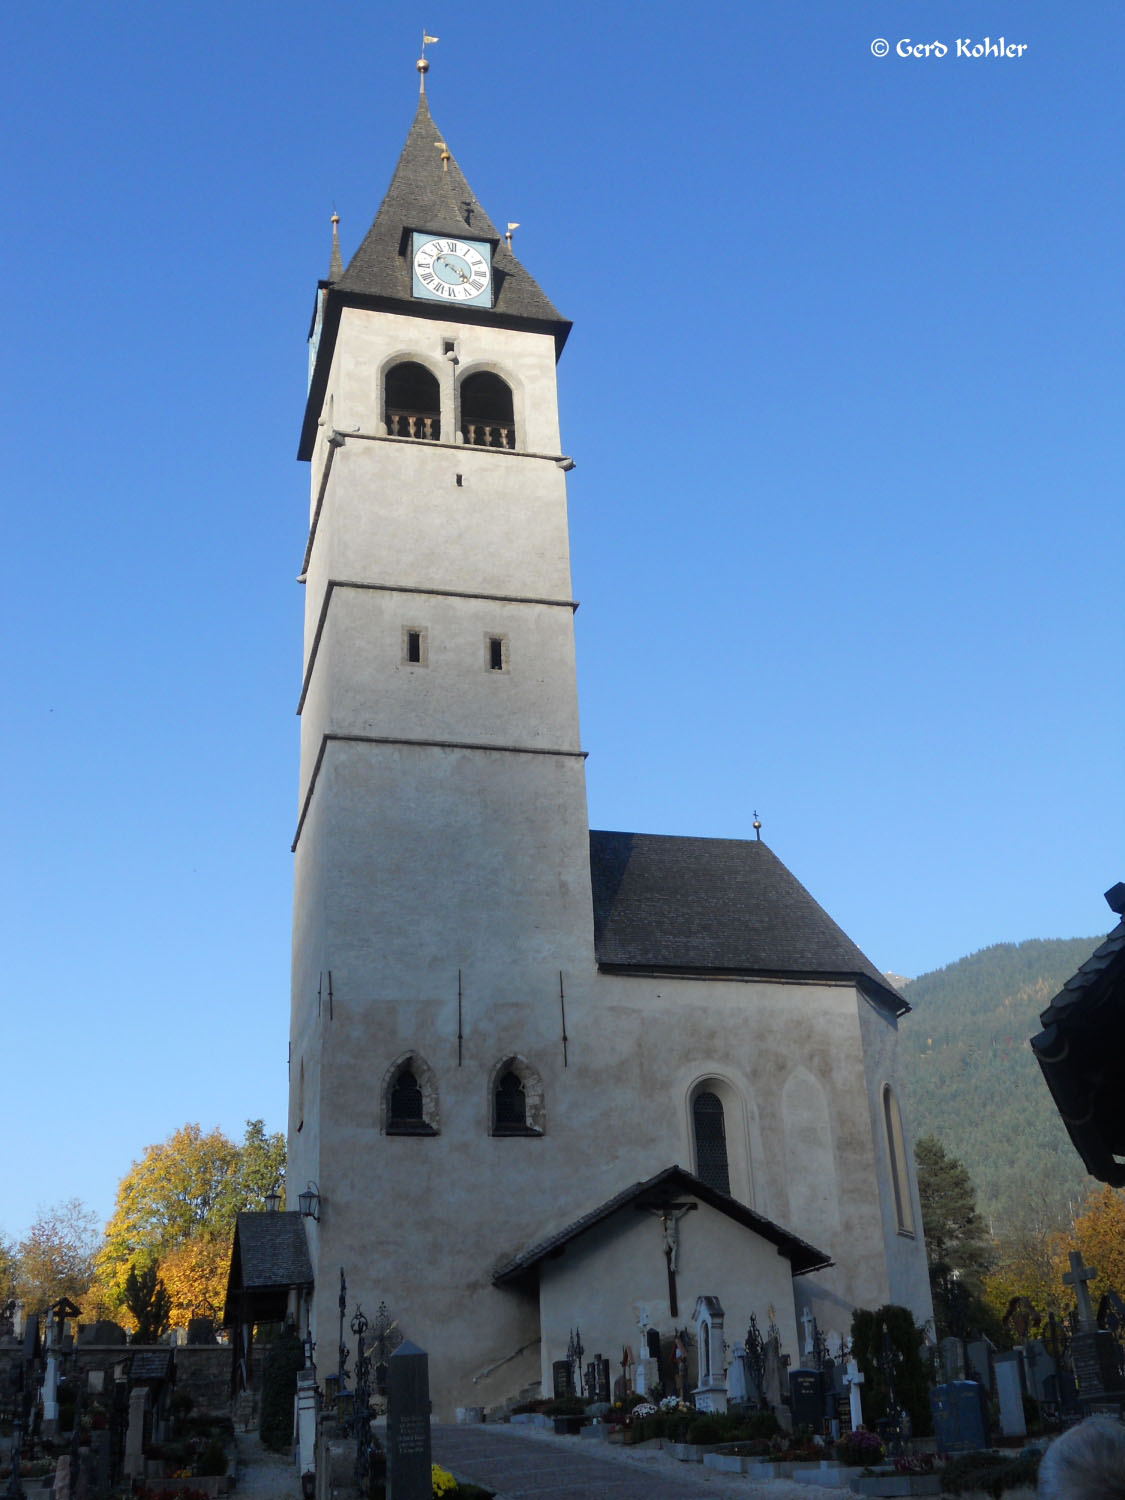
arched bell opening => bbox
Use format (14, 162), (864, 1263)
(385, 360), (441, 440)
(460, 371), (515, 450)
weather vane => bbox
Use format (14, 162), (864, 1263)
(505, 221), (520, 251)
(417, 30), (439, 91)
(753, 810), (762, 840)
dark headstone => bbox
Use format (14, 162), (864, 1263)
(789, 1368), (825, 1431)
(186, 1318), (216, 1346)
(966, 1338), (995, 1392)
(835, 1394), (852, 1434)
(1071, 1330), (1124, 1402)
(387, 1340), (432, 1500)
(940, 1336), (967, 1383)
(596, 1356), (611, 1404)
(584, 1362), (597, 1401)
(94, 1321), (127, 1346)
(129, 1350), (172, 1384)
(552, 1360), (574, 1399)
(929, 1381), (989, 1453)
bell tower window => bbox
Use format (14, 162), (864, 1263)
(460, 371), (515, 450)
(385, 360), (441, 440)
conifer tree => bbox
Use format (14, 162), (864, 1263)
(915, 1135), (994, 1338)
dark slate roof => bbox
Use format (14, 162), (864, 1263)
(1031, 884), (1125, 1185)
(589, 831), (906, 1013)
(230, 1212), (313, 1292)
(338, 93), (563, 325)
(493, 1164), (832, 1285)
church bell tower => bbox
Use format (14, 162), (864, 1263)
(288, 66), (596, 1411)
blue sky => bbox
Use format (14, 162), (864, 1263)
(2, 1), (1121, 1241)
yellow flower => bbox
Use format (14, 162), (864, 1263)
(432, 1463), (458, 1497)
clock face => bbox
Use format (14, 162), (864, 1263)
(412, 233), (492, 307)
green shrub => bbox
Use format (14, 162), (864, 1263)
(685, 1415), (725, 1445)
(541, 1396), (586, 1417)
(197, 1438), (227, 1476)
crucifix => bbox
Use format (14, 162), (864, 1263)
(800, 1306), (815, 1358)
(1063, 1251), (1097, 1332)
(640, 1201), (697, 1318)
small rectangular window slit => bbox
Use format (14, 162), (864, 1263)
(403, 626), (428, 666)
(489, 636), (504, 671)
(456, 474), (463, 487)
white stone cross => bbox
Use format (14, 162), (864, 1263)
(1063, 1250), (1098, 1331)
(843, 1356), (865, 1430)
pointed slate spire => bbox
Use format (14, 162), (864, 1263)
(337, 94), (563, 323)
(328, 211), (343, 281)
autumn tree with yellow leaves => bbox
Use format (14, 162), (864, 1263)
(92, 1119), (285, 1328)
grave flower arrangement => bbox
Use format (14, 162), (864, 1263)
(834, 1428), (886, 1466)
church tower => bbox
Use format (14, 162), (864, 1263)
(286, 65), (934, 1422)
(288, 71), (598, 1409)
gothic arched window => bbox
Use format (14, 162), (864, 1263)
(460, 371), (515, 450)
(385, 360), (441, 440)
(883, 1085), (914, 1234)
(383, 1054), (439, 1135)
(489, 1055), (545, 1136)
(692, 1090), (731, 1195)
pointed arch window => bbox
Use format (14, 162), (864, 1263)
(883, 1086), (914, 1234)
(490, 1055), (545, 1136)
(384, 1054), (439, 1136)
(460, 371), (515, 450)
(692, 1090), (731, 1195)
(385, 361), (441, 440)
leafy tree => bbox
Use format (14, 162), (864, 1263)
(915, 1136), (994, 1338)
(125, 1261), (172, 1343)
(1070, 1185), (1125, 1297)
(15, 1199), (100, 1313)
(0, 1233), (17, 1304)
(94, 1119), (285, 1326)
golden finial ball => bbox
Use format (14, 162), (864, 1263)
(416, 57), (429, 75)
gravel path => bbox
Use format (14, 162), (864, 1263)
(431, 1423), (835, 1500)
(233, 1429), (303, 1498)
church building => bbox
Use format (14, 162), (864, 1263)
(285, 63), (933, 1418)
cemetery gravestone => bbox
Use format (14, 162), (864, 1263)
(929, 1381), (989, 1453)
(994, 1352), (1026, 1438)
(966, 1338), (995, 1393)
(940, 1337), (967, 1383)
(388, 1341), (431, 1498)
(789, 1369), (824, 1431)
(123, 1386), (150, 1480)
(552, 1360), (573, 1399)
(843, 1357), (865, 1432)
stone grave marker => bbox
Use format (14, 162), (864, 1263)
(1062, 1250), (1124, 1411)
(843, 1357), (865, 1431)
(186, 1317), (216, 1345)
(929, 1380), (989, 1453)
(940, 1336), (967, 1383)
(727, 1344), (749, 1406)
(966, 1338), (995, 1392)
(387, 1340), (432, 1500)
(789, 1368), (824, 1431)
(123, 1386), (150, 1480)
(994, 1351), (1026, 1438)
(552, 1359), (573, 1398)
(596, 1355), (611, 1404)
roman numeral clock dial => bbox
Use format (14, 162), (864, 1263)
(411, 233), (492, 307)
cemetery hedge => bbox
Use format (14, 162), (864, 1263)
(258, 1322), (304, 1451)
(851, 1305), (932, 1436)
(624, 1407), (779, 1445)
(939, 1449), (1041, 1497)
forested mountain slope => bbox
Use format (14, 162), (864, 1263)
(899, 937), (1106, 1232)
